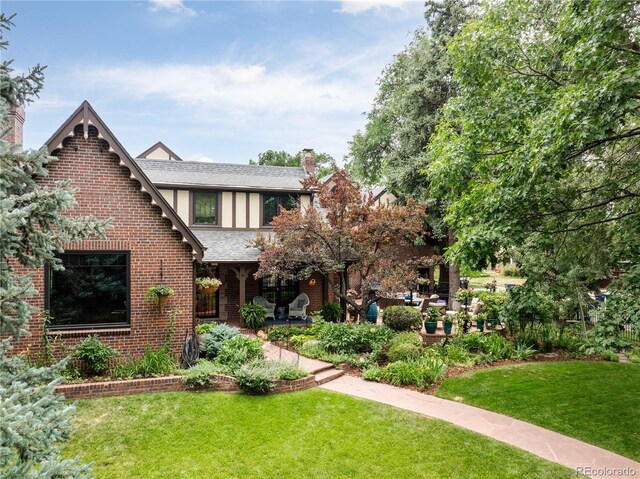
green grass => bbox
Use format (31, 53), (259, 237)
(437, 361), (640, 461)
(468, 270), (526, 289)
(65, 390), (577, 479)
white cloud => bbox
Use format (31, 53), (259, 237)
(338, 0), (414, 15)
(185, 153), (215, 163)
(148, 0), (196, 17)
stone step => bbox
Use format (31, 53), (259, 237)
(314, 368), (344, 385)
(310, 363), (336, 375)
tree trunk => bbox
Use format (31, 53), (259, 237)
(448, 228), (460, 309)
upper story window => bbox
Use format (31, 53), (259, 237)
(262, 193), (299, 225)
(193, 191), (218, 225)
(47, 252), (129, 329)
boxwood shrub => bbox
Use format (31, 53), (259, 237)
(382, 306), (423, 332)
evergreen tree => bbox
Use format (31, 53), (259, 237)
(0, 13), (107, 478)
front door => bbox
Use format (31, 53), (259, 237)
(195, 263), (219, 319)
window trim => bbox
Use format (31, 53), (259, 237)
(190, 190), (220, 227)
(45, 250), (131, 331)
(261, 193), (300, 227)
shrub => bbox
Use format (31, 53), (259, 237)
(500, 286), (556, 337)
(112, 346), (176, 379)
(381, 358), (447, 388)
(390, 332), (423, 349)
(382, 306), (422, 332)
(235, 361), (275, 394)
(354, 324), (394, 352)
(270, 361), (308, 381)
(215, 335), (264, 373)
(317, 322), (359, 353)
(73, 335), (118, 375)
(290, 334), (315, 349)
(441, 344), (477, 367)
(180, 360), (222, 388)
(387, 343), (422, 362)
(503, 263), (522, 277)
(513, 343), (536, 360)
(241, 303), (267, 330)
(195, 322), (219, 334)
(602, 350), (620, 362)
(199, 324), (240, 359)
(267, 326), (307, 342)
(298, 341), (357, 366)
(362, 364), (383, 382)
(320, 302), (343, 322)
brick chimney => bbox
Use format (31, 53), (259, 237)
(301, 148), (316, 176)
(5, 105), (25, 148)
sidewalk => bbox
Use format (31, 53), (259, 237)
(320, 375), (640, 479)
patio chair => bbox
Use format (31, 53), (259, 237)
(288, 293), (310, 319)
(252, 296), (276, 320)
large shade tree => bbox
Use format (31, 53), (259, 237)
(0, 13), (107, 478)
(250, 149), (336, 179)
(255, 170), (433, 321)
(428, 0), (640, 299)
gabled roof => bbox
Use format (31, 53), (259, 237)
(193, 230), (266, 263)
(137, 141), (183, 161)
(45, 101), (205, 262)
(135, 159), (308, 191)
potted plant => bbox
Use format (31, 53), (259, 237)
(145, 284), (174, 313)
(455, 310), (471, 334)
(476, 312), (487, 332)
(454, 288), (474, 305)
(196, 277), (222, 295)
(443, 315), (453, 335)
(241, 303), (267, 332)
(424, 307), (440, 334)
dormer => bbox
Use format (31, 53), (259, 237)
(138, 141), (183, 161)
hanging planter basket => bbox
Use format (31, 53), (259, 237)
(199, 284), (220, 295)
(145, 284), (175, 314)
(157, 294), (170, 313)
(196, 277), (222, 295)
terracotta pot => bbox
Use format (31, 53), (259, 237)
(158, 294), (169, 313)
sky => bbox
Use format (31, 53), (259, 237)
(3, 0), (426, 164)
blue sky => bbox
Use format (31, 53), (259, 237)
(4, 1), (425, 163)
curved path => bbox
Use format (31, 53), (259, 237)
(321, 375), (640, 479)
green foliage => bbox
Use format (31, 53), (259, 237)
(475, 291), (508, 320)
(425, 307), (440, 323)
(73, 335), (118, 376)
(502, 264), (521, 277)
(144, 284), (174, 305)
(382, 306), (423, 332)
(362, 364), (383, 382)
(387, 343), (422, 363)
(316, 322), (394, 353)
(241, 303), (267, 330)
(235, 360), (275, 394)
(195, 322), (218, 334)
(427, 0), (640, 291)
(441, 344), (478, 367)
(266, 326), (307, 341)
(249, 149), (336, 178)
(179, 360), (222, 388)
(513, 343), (537, 361)
(298, 341), (358, 367)
(199, 323), (240, 359)
(390, 332), (423, 349)
(601, 350), (619, 362)
(111, 346), (176, 379)
(381, 357), (447, 388)
(320, 302), (343, 322)
(214, 335), (264, 374)
(499, 287), (555, 337)
(290, 334), (315, 349)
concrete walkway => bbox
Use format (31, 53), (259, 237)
(321, 375), (640, 479)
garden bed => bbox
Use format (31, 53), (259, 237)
(56, 372), (318, 399)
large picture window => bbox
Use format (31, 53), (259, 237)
(262, 194), (299, 225)
(47, 252), (129, 328)
(193, 191), (218, 225)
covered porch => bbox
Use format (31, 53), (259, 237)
(193, 230), (326, 327)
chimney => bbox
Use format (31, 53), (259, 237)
(6, 105), (25, 149)
(301, 148), (316, 176)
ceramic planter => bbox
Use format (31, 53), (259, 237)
(476, 320), (485, 332)
(424, 321), (438, 334)
(443, 322), (453, 335)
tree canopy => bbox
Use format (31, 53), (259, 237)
(249, 149), (336, 178)
(255, 170), (434, 320)
(427, 0), (640, 287)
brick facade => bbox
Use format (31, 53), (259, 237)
(12, 124), (196, 360)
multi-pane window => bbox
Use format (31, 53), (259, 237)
(47, 252), (129, 328)
(193, 192), (218, 225)
(262, 194), (299, 225)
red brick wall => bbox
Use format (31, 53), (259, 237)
(12, 124), (194, 360)
(300, 271), (325, 313)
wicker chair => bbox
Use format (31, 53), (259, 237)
(288, 293), (310, 319)
(252, 296), (276, 320)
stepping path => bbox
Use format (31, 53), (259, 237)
(320, 375), (640, 479)
(263, 342), (344, 385)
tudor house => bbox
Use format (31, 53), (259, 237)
(10, 101), (326, 359)
(134, 142), (326, 325)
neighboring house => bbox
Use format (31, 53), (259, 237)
(9, 102), (205, 358)
(135, 145), (326, 325)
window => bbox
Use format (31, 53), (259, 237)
(193, 191), (218, 225)
(262, 194), (299, 225)
(195, 263), (219, 319)
(260, 276), (299, 306)
(47, 252), (129, 328)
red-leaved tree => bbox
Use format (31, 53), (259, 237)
(255, 169), (435, 321)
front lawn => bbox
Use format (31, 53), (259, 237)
(65, 390), (577, 479)
(436, 361), (640, 461)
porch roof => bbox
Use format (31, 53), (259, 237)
(194, 230), (271, 263)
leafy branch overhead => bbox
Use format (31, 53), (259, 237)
(255, 169), (435, 321)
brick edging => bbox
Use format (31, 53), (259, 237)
(55, 373), (319, 399)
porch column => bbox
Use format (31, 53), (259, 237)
(231, 266), (250, 310)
